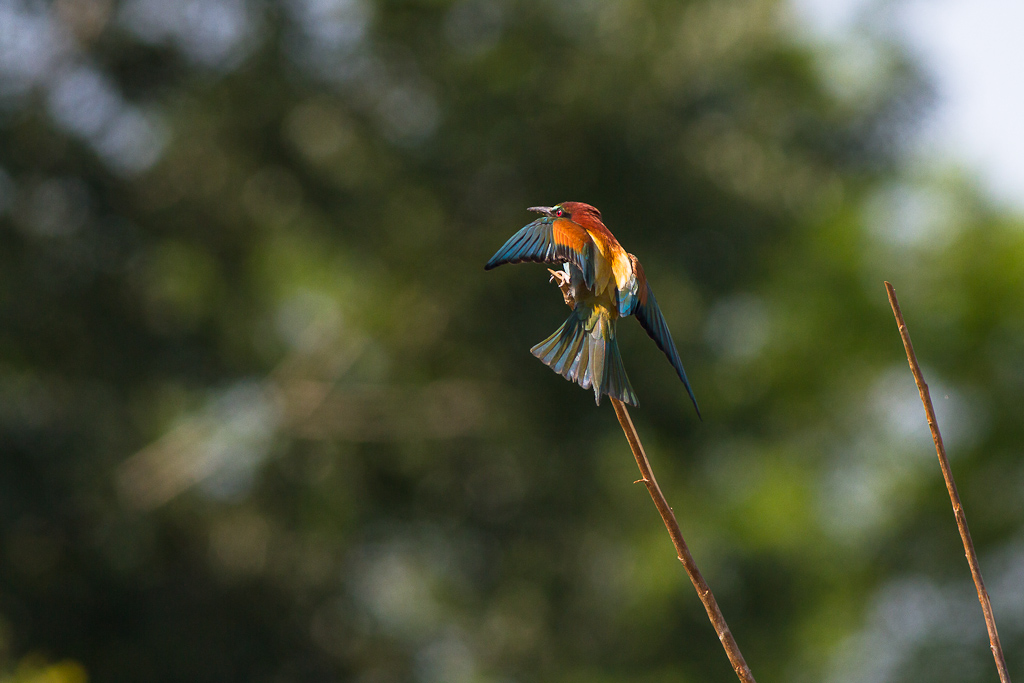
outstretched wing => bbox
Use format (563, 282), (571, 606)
(633, 278), (701, 419)
(485, 217), (595, 289)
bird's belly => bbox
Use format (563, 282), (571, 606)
(590, 254), (616, 297)
(576, 285), (620, 333)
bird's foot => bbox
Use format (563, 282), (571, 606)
(547, 268), (570, 287)
(547, 268), (576, 308)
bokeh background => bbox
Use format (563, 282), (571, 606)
(2, 0), (1023, 681)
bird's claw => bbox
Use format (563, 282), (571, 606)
(547, 268), (576, 308)
(547, 268), (570, 287)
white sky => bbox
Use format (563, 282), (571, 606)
(792, 0), (1024, 210)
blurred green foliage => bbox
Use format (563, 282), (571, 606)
(1, 0), (1022, 682)
(0, 655), (87, 683)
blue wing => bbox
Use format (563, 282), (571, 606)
(484, 217), (595, 289)
(634, 282), (701, 418)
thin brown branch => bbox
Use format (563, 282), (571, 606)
(884, 281), (1012, 683)
(610, 398), (757, 683)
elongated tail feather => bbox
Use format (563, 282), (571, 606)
(530, 307), (638, 406)
(602, 331), (635, 407)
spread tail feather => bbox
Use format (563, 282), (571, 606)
(531, 307), (638, 406)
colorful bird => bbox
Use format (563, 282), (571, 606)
(485, 201), (700, 416)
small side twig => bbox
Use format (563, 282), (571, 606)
(611, 398), (757, 683)
(885, 281), (1011, 683)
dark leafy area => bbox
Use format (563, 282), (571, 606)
(0, 1), (1022, 682)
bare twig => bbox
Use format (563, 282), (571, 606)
(885, 281), (1011, 683)
(610, 398), (757, 683)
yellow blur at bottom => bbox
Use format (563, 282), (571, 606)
(1, 656), (88, 683)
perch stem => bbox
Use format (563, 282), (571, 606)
(610, 398), (757, 683)
(885, 281), (1011, 683)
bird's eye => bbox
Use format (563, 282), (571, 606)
(555, 208), (564, 217)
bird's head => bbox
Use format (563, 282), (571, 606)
(527, 202), (602, 225)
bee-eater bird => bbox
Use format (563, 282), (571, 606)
(485, 201), (700, 417)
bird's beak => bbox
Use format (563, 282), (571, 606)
(527, 206), (556, 218)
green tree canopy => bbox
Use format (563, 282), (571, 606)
(1, 1), (1021, 682)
